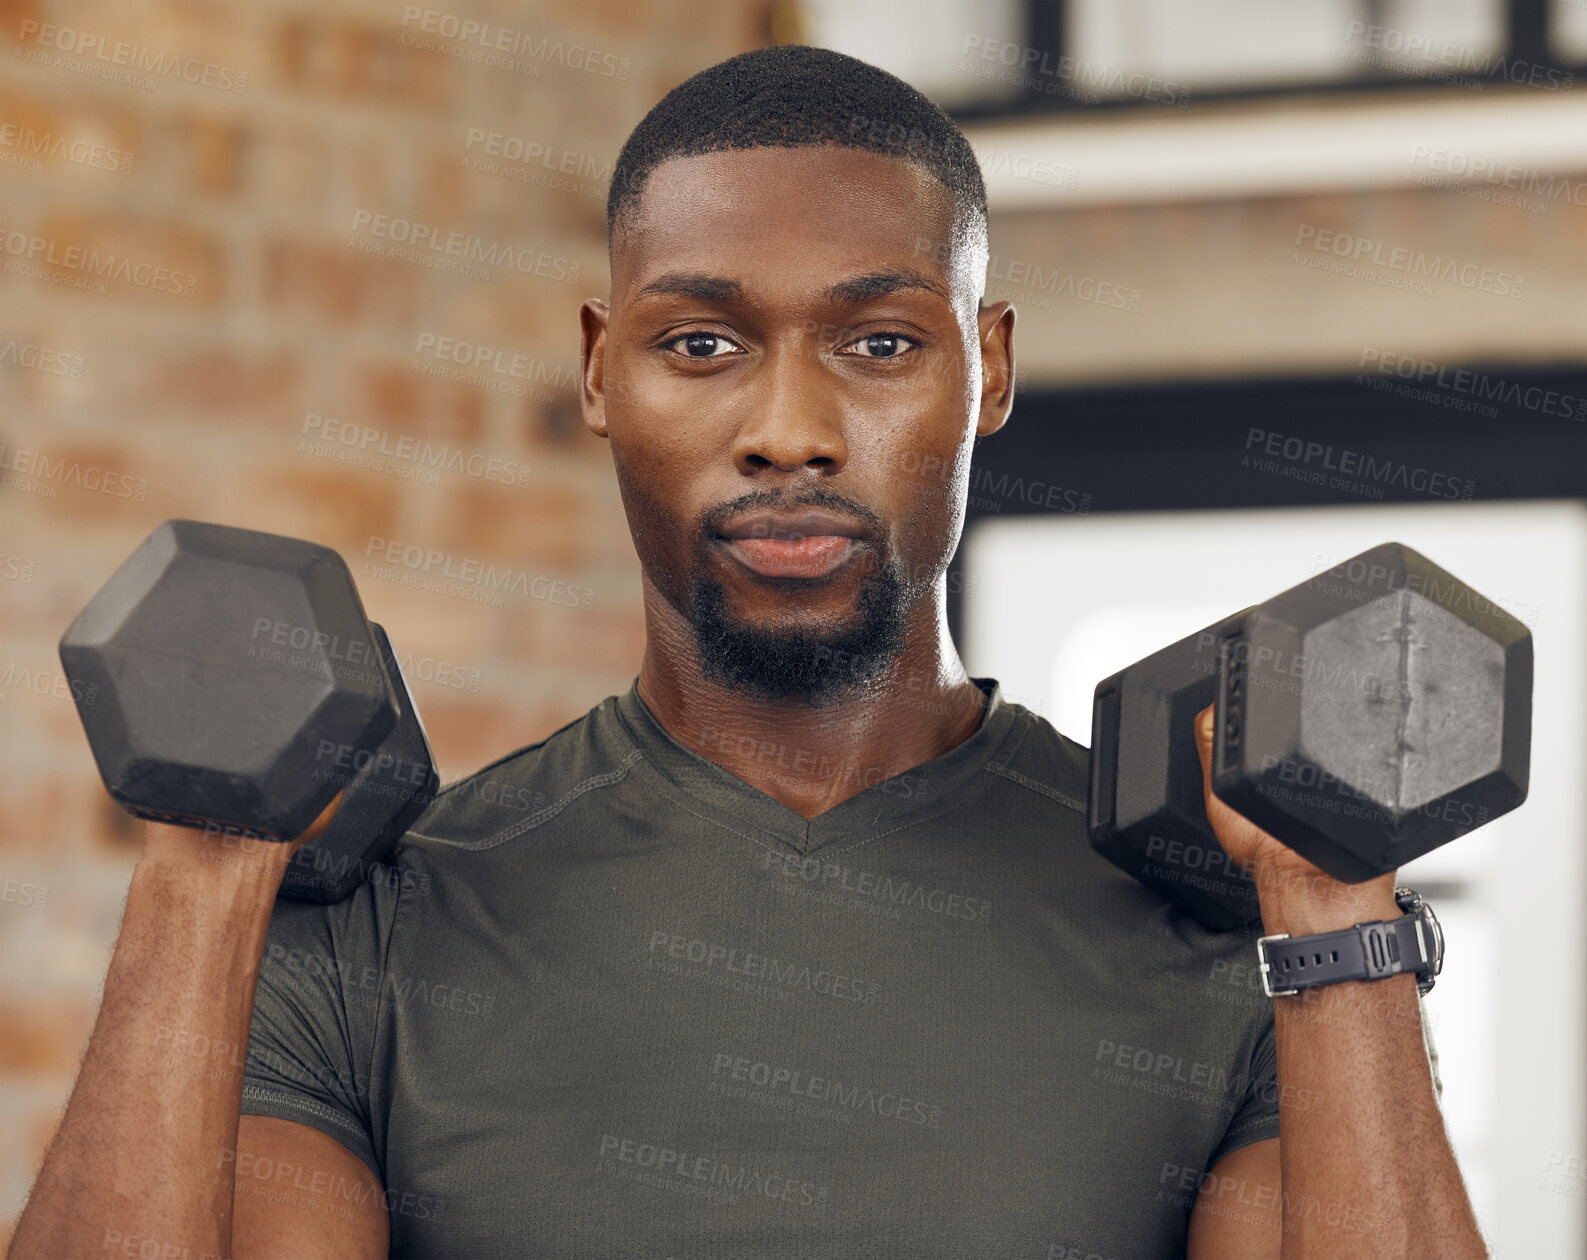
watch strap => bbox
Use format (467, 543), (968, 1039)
(1258, 911), (1433, 997)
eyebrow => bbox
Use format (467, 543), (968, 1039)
(824, 269), (948, 305)
(632, 268), (949, 306)
(634, 272), (744, 303)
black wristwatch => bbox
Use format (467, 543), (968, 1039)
(1256, 887), (1443, 999)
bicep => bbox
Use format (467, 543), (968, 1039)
(231, 1115), (389, 1260)
(1186, 1136), (1283, 1260)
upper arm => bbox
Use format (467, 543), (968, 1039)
(231, 1115), (389, 1260)
(1186, 1136), (1283, 1260)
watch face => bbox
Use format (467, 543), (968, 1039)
(1394, 886), (1442, 994)
(1422, 902), (1444, 974)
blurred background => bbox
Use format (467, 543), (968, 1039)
(2, 0), (1584, 1254)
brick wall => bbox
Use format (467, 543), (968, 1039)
(0, 0), (773, 1239)
(5, 0), (1585, 1244)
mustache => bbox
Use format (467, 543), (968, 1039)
(699, 487), (882, 540)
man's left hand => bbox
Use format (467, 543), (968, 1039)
(1192, 704), (1401, 934)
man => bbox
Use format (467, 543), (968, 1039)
(11, 46), (1481, 1259)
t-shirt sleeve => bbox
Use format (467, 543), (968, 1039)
(1208, 1010), (1281, 1167)
(239, 875), (402, 1182)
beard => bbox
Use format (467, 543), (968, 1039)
(684, 549), (913, 704)
(608, 439), (928, 705)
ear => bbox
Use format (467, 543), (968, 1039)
(579, 298), (611, 439)
(974, 300), (1015, 438)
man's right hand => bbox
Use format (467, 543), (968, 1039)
(141, 788), (347, 874)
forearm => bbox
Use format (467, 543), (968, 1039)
(9, 830), (290, 1260)
(1262, 885), (1487, 1259)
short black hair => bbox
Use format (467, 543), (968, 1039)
(607, 45), (987, 249)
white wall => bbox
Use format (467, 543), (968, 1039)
(962, 500), (1587, 1258)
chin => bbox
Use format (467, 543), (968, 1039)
(687, 567), (909, 704)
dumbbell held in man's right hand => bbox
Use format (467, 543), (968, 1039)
(1087, 541), (1532, 929)
(58, 518), (440, 903)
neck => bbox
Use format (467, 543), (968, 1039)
(634, 574), (988, 820)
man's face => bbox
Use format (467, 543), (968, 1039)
(581, 145), (1013, 704)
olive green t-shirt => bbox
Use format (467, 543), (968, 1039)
(240, 678), (1289, 1258)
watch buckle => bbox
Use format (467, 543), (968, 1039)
(1256, 932), (1299, 998)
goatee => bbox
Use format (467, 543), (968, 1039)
(686, 555), (911, 704)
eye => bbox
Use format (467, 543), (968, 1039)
(840, 333), (918, 360)
(663, 332), (743, 359)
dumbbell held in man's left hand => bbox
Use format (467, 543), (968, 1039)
(1087, 541), (1531, 929)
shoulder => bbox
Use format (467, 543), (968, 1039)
(984, 693), (1271, 961)
(265, 694), (637, 945)
(980, 691), (1090, 820)
(396, 690), (641, 854)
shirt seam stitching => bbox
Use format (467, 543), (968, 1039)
(240, 1085), (372, 1145)
(636, 761), (1011, 864)
(632, 767), (795, 856)
(1223, 1107), (1280, 1134)
(404, 749), (646, 851)
(984, 761), (1086, 814)
(789, 799), (988, 862)
(367, 844), (410, 1178)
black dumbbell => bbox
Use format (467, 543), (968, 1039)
(1088, 541), (1531, 929)
(58, 519), (440, 903)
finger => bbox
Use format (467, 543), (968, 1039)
(1194, 703), (1215, 782)
(293, 789), (346, 851)
(1193, 703), (1258, 867)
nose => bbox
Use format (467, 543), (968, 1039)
(730, 343), (849, 476)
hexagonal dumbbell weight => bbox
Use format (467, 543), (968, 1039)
(59, 519), (439, 902)
(1088, 541), (1531, 929)
(1087, 610), (1261, 929)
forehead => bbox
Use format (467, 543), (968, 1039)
(613, 146), (972, 304)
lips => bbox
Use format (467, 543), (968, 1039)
(718, 509), (868, 542)
(716, 508), (869, 579)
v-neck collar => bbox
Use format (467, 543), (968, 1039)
(608, 675), (1025, 858)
